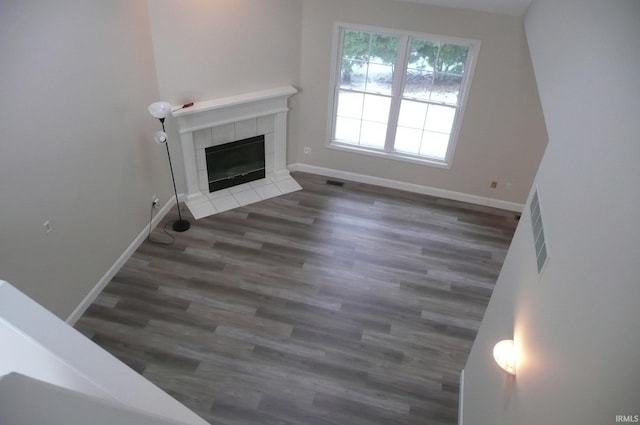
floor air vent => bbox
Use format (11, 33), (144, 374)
(326, 180), (344, 187)
(530, 188), (548, 273)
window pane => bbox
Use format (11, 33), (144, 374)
(360, 121), (387, 149)
(404, 75), (433, 101)
(337, 91), (364, 119)
(364, 63), (393, 95)
(440, 43), (468, 74)
(340, 31), (370, 90)
(420, 131), (449, 159)
(424, 104), (455, 134)
(405, 39), (468, 105)
(340, 30), (399, 96)
(366, 34), (399, 95)
(398, 100), (428, 129)
(396, 101), (454, 159)
(405, 39), (437, 101)
(430, 73), (463, 104)
(362, 94), (391, 123)
(394, 127), (422, 154)
(334, 91), (390, 148)
(335, 116), (361, 143)
(371, 34), (399, 63)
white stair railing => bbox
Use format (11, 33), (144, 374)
(0, 281), (208, 425)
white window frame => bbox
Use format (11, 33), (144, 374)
(327, 22), (481, 169)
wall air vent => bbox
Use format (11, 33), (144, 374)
(530, 188), (548, 273)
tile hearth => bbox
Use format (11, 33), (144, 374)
(185, 173), (301, 219)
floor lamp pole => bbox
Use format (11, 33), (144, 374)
(161, 120), (190, 232)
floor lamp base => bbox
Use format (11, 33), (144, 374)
(172, 220), (190, 232)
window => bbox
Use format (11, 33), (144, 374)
(330, 24), (479, 167)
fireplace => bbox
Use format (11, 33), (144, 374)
(206, 135), (265, 192)
(171, 86), (300, 220)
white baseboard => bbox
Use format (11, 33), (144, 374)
(459, 369), (465, 425)
(66, 196), (178, 325)
(288, 163), (524, 212)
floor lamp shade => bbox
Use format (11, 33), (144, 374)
(154, 131), (168, 144)
(148, 101), (172, 120)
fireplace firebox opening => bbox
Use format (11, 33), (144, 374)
(205, 135), (266, 193)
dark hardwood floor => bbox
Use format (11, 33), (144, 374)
(75, 172), (518, 425)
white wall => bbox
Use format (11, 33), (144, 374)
(294, 0), (547, 205)
(145, 0), (303, 191)
(0, 1), (170, 318)
(146, 0), (303, 103)
(462, 0), (640, 423)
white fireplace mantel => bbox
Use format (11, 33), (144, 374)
(172, 85), (297, 134)
(171, 85), (299, 219)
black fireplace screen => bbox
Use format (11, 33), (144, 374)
(205, 135), (266, 192)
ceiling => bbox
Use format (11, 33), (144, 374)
(394, 0), (532, 16)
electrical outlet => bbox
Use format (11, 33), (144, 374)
(490, 181), (498, 189)
(506, 182), (513, 191)
(152, 195), (159, 209)
(303, 147), (312, 155)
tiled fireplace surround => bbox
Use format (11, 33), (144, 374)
(172, 86), (300, 220)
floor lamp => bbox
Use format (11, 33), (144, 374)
(148, 101), (190, 232)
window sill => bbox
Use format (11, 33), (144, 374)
(327, 141), (452, 170)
